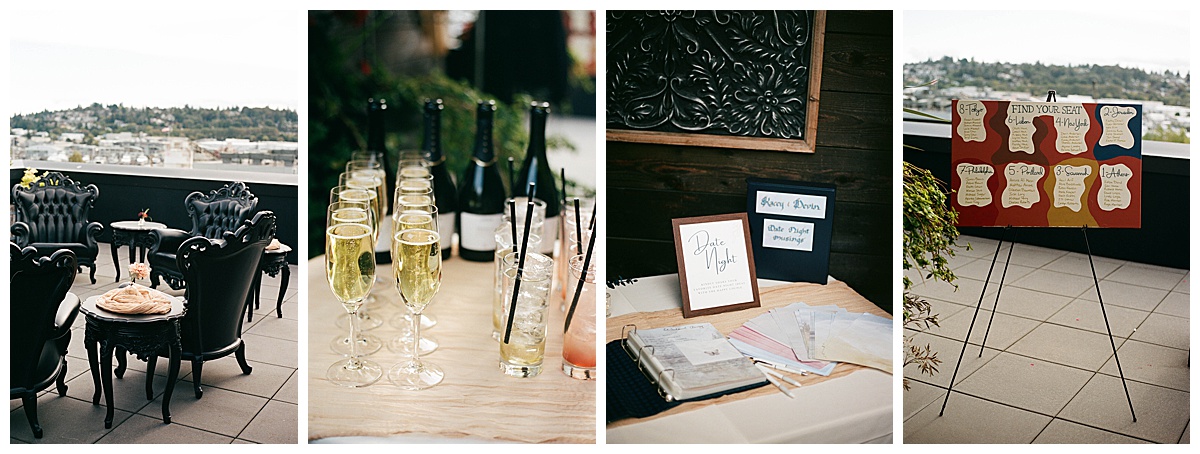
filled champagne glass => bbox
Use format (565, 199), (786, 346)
(387, 208), (441, 356)
(325, 222), (382, 387)
(346, 160), (389, 218)
(326, 201), (383, 356)
(388, 228), (444, 390)
(330, 185), (384, 331)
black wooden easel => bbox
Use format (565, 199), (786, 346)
(938, 91), (1137, 422)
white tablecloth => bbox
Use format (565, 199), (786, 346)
(605, 274), (893, 444)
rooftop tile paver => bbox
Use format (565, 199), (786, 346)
(904, 235), (1189, 444)
(1010, 269), (1096, 298)
(1006, 319), (1128, 371)
(1075, 280), (1169, 312)
(903, 331), (1000, 389)
(1032, 419), (1150, 444)
(953, 259), (1037, 284)
(1057, 373), (1189, 444)
(1042, 252), (1123, 278)
(1129, 313), (1189, 350)
(932, 308), (1039, 350)
(1045, 298), (1150, 338)
(905, 391), (1051, 444)
(953, 352), (1094, 415)
(1098, 339), (1190, 392)
(1105, 263), (1188, 290)
(1155, 291), (1189, 318)
(976, 286), (1074, 321)
(96, 413), (234, 444)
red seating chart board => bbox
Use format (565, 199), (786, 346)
(951, 100), (1142, 228)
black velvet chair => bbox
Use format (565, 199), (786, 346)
(146, 211), (276, 399)
(10, 244), (81, 439)
(148, 181), (258, 290)
(11, 171), (104, 284)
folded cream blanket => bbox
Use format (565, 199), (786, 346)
(97, 284), (173, 315)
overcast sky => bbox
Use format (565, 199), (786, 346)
(9, 9), (301, 115)
(905, 10), (1191, 74)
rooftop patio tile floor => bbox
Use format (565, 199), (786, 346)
(11, 242), (299, 444)
(905, 235), (1189, 444)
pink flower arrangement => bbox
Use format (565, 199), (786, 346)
(129, 262), (150, 282)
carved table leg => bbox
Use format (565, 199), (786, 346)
(115, 347), (127, 378)
(110, 240), (121, 282)
(162, 344), (181, 424)
(276, 265), (290, 318)
(85, 335), (102, 405)
(100, 342), (116, 429)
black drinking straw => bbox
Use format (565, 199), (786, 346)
(588, 203), (597, 232)
(508, 200), (518, 254)
(573, 198), (582, 249)
(503, 197), (537, 344)
(564, 210), (597, 333)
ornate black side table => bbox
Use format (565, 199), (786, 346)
(248, 243), (292, 322)
(109, 220), (168, 282)
(81, 293), (185, 428)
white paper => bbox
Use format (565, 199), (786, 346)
(678, 338), (745, 366)
(762, 219), (815, 251)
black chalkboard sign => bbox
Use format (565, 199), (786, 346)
(606, 11), (826, 152)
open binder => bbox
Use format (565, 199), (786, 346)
(607, 324), (768, 423)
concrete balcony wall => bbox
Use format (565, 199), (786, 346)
(10, 161), (299, 264)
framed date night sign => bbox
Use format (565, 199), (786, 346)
(951, 100), (1142, 228)
(672, 213), (761, 318)
(606, 11), (826, 153)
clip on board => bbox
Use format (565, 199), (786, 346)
(745, 178), (835, 283)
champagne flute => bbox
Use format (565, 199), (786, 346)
(387, 207), (440, 347)
(390, 194), (439, 328)
(388, 228), (444, 389)
(346, 160), (388, 218)
(397, 158), (430, 180)
(330, 185), (385, 331)
(325, 222), (382, 387)
(326, 201), (383, 356)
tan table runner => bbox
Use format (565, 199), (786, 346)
(308, 254), (596, 443)
(605, 280), (891, 428)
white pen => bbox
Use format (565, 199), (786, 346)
(757, 364), (803, 387)
(750, 357), (809, 376)
(761, 372), (794, 398)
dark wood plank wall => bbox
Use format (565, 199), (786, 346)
(606, 10), (895, 312)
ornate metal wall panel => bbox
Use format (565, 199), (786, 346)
(606, 11), (823, 150)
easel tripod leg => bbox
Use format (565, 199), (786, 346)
(978, 228), (1016, 357)
(1082, 226), (1136, 422)
(939, 227), (1008, 416)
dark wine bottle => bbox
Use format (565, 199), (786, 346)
(515, 102), (560, 254)
(457, 100), (507, 262)
(366, 98), (396, 264)
(422, 99), (458, 260)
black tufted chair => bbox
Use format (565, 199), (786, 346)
(148, 181), (258, 290)
(145, 211), (275, 399)
(10, 244), (81, 439)
(11, 171), (104, 284)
